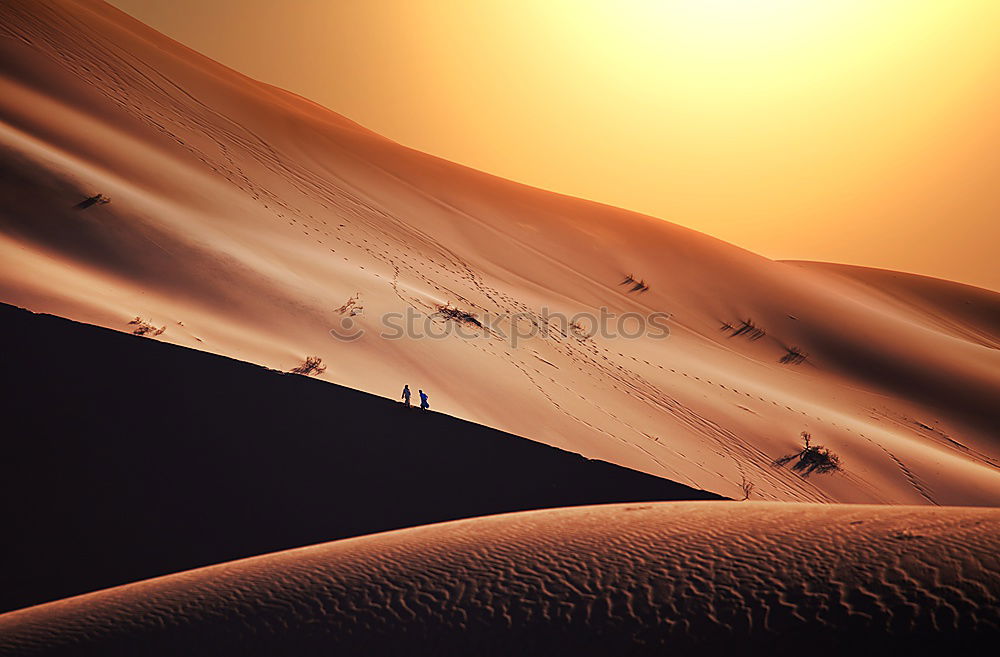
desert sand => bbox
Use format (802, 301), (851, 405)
(1, 0), (998, 505)
(1, 0), (999, 651)
(0, 302), (718, 613)
(1, 501), (997, 656)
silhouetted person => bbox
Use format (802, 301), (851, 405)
(419, 389), (429, 410)
(401, 384), (411, 407)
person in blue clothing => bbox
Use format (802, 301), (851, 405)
(418, 389), (429, 410)
(401, 384), (411, 407)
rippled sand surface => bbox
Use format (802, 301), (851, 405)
(2, 502), (997, 655)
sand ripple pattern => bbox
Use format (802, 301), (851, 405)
(1, 502), (997, 656)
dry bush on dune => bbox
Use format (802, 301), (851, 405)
(289, 356), (327, 376)
(780, 346), (808, 365)
(335, 293), (363, 317)
(73, 193), (110, 210)
(619, 273), (650, 293)
(722, 319), (766, 341)
(435, 304), (483, 328)
(773, 432), (842, 476)
(127, 317), (165, 337)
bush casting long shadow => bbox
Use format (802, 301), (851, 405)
(773, 432), (842, 476)
(435, 304), (484, 328)
(721, 318), (765, 341)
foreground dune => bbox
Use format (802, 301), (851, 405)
(0, 302), (718, 613)
(1, 0), (998, 505)
(1, 502), (997, 656)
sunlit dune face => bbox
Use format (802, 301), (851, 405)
(109, 0), (1000, 290)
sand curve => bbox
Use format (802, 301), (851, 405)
(1, 502), (997, 656)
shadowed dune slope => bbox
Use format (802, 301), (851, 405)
(1, 502), (997, 656)
(0, 303), (720, 613)
(784, 261), (1000, 349)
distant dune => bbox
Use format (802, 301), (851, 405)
(1, 0), (998, 506)
(783, 261), (1000, 350)
(2, 502), (997, 656)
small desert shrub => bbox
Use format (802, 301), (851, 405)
(773, 432), (842, 476)
(128, 317), (165, 337)
(723, 318), (766, 341)
(335, 293), (363, 317)
(435, 304), (482, 328)
(73, 193), (111, 210)
(289, 356), (327, 376)
(619, 274), (649, 293)
(740, 476), (754, 501)
(780, 346), (807, 365)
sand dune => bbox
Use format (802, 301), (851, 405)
(0, 302), (718, 613)
(784, 261), (1000, 350)
(1, 0), (998, 505)
(1, 501), (997, 656)
(2, 2), (998, 651)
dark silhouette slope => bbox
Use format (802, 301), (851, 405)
(0, 303), (721, 612)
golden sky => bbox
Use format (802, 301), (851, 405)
(109, 0), (1000, 291)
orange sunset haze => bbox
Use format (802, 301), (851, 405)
(110, 0), (1000, 290)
